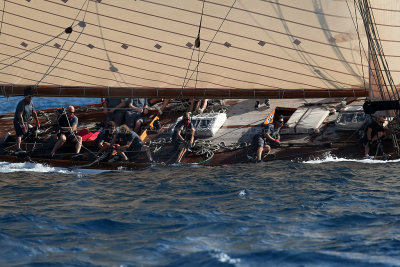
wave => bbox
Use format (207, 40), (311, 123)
(0, 161), (106, 174)
(304, 153), (400, 164)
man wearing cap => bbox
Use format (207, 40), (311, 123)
(172, 112), (195, 163)
(363, 115), (388, 159)
(13, 87), (40, 153)
(251, 115), (284, 163)
(51, 106), (82, 157)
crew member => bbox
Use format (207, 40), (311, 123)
(363, 115), (387, 158)
(251, 115), (284, 163)
(102, 98), (127, 126)
(13, 87), (40, 152)
(172, 112), (195, 163)
(109, 124), (153, 162)
(95, 120), (117, 156)
(125, 98), (149, 134)
(51, 106), (82, 157)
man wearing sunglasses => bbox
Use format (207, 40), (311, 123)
(251, 115), (284, 163)
(51, 106), (82, 158)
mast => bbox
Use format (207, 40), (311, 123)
(0, 85), (368, 99)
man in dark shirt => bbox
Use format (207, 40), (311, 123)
(125, 98), (149, 134)
(13, 87), (40, 152)
(102, 98), (127, 126)
(95, 120), (117, 156)
(251, 115), (284, 162)
(172, 112), (195, 163)
(363, 115), (387, 158)
(109, 124), (152, 162)
(51, 106), (82, 157)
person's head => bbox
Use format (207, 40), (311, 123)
(119, 124), (130, 134)
(376, 115), (386, 124)
(66, 106), (75, 117)
(274, 115), (284, 127)
(106, 121), (116, 132)
(24, 86), (33, 102)
(182, 112), (191, 126)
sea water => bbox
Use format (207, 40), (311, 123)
(1, 97), (400, 266)
(0, 159), (400, 266)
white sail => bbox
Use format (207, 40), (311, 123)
(0, 0), (397, 97)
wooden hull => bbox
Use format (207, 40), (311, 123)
(1, 100), (397, 171)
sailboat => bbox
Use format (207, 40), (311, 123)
(0, 0), (399, 169)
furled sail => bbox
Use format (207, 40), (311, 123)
(0, 0), (397, 98)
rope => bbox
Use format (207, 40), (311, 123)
(35, 0), (90, 86)
(183, 0), (238, 90)
(0, 0), (5, 37)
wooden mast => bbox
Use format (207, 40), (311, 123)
(1, 85), (368, 99)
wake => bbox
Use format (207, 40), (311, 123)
(0, 161), (106, 174)
(304, 153), (400, 164)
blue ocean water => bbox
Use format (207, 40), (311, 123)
(1, 97), (400, 266)
(0, 96), (99, 113)
(0, 159), (400, 266)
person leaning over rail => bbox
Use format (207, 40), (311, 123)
(95, 120), (118, 157)
(51, 106), (82, 158)
(172, 112), (195, 163)
(362, 115), (388, 159)
(108, 124), (153, 163)
(13, 86), (40, 153)
(251, 115), (284, 163)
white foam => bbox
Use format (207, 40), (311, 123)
(210, 250), (241, 265)
(0, 161), (106, 174)
(304, 152), (400, 164)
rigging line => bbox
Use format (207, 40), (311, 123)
(195, 46), (200, 95)
(140, 0), (353, 37)
(271, 1), (342, 90)
(367, 14), (394, 101)
(367, 0), (399, 100)
(95, 1), (127, 88)
(0, 32), (64, 70)
(36, 0), (91, 86)
(181, 0), (205, 98)
(0, 25), (368, 87)
(1, 12), (369, 69)
(346, 0), (368, 89)
(0, 0), (5, 37)
(12, 0), (391, 56)
(181, 49), (205, 99)
(183, 0), (237, 90)
(312, 0), (363, 85)
(363, 0), (398, 100)
(2, 23), (367, 84)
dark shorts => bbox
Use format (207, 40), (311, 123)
(125, 111), (144, 129)
(130, 142), (143, 152)
(14, 122), (26, 137)
(106, 111), (125, 126)
(58, 131), (76, 143)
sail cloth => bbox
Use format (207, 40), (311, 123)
(0, 0), (397, 98)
